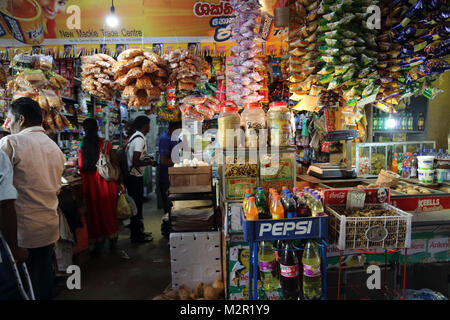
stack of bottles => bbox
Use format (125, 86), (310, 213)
(243, 186), (326, 220)
(259, 239), (323, 300)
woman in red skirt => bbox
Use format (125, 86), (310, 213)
(78, 118), (124, 254)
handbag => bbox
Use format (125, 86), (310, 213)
(97, 140), (120, 181)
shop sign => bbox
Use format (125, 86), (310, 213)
(323, 188), (390, 206)
(390, 195), (450, 213)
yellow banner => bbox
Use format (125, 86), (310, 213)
(0, 0), (286, 46)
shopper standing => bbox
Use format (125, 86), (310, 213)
(0, 97), (65, 300)
(78, 118), (123, 254)
(158, 121), (182, 214)
(126, 116), (156, 243)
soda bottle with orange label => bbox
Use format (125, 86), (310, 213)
(246, 197), (258, 220)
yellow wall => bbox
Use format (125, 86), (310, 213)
(427, 71), (450, 150)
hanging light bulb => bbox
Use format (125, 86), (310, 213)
(106, 0), (119, 28)
(386, 113), (397, 129)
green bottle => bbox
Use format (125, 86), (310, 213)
(258, 241), (279, 293)
(397, 153), (403, 175)
(302, 241), (322, 300)
(256, 188), (270, 219)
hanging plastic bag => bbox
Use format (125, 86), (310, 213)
(117, 193), (137, 220)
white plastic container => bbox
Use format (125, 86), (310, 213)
(417, 156), (435, 170)
(241, 102), (267, 148)
(418, 169), (435, 184)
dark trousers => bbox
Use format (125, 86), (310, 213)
(159, 181), (171, 214)
(126, 175), (144, 238)
(26, 244), (55, 300)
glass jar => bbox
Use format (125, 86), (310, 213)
(267, 101), (291, 147)
(217, 101), (242, 149)
(241, 102), (267, 148)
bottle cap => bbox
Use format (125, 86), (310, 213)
(244, 102), (262, 110)
(298, 192), (304, 197)
(269, 101), (287, 108)
(287, 194), (293, 198)
(245, 188), (251, 194)
(293, 187), (298, 193)
(274, 195), (281, 200)
(249, 197), (255, 202)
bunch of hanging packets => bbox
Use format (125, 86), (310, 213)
(228, 0), (265, 107)
(289, 0), (381, 112)
(376, 0), (450, 113)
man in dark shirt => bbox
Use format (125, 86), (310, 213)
(158, 121), (182, 214)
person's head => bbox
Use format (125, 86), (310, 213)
(81, 118), (100, 172)
(7, 97), (43, 134)
(133, 116), (150, 135)
(124, 120), (136, 137)
(82, 118), (99, 137)
(188, 43), (197, 54)
(168, 121), (182, 134)
(37, 0), (68, 20)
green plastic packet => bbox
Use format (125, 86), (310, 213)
(335, 63), (353, 76)
(328, 77), (342, 90)
(318, 55), (338, 64)
(325, 38), (342, 48)
(342, 67), (356, 82)
(341, 55), (357, 63)
(318, 64), (335, 75)
(343, 47), (358, 55)
(358, 67), (371, 78)
(319, 74), (334, 84)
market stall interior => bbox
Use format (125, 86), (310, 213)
(0, 0), (449, 301)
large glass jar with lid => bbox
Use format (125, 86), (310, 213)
(217, 101), (242, 149)
(267, 101), (292, 147)
(241, 102), (267, 148)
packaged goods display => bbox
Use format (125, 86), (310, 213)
(8, 55), (69, 111)
(164, 49), (202, 92)
(227, 0), (265, 106)
(179, 94), (220, 121)
(114, 49), (168, 107)
(81, 54), (117, 101)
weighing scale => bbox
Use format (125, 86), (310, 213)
(307, 130), (359, 179)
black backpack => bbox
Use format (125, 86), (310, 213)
(116, 135), (144, 180)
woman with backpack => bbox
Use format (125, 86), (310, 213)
(78, 118), (124, 255)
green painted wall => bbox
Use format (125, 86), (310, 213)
(427, 71), (450, 150)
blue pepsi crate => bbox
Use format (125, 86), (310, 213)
(241, 211), (328, 242)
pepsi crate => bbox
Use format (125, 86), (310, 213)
(241, 211), (328, 242)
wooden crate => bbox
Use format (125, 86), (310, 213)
(169, 166), (212, 193)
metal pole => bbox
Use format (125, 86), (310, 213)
(249, 241), (253, 300)
(337, 250), (342, 300)
(403, 248), (407, 300)
(322, 240), (327, 300)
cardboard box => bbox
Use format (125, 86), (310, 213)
(169, 166), (212, 193)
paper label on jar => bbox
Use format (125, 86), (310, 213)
(303, 264), (321, 277)
(280, 264), (299, 277)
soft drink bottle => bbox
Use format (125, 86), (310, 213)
(392, 153), (398, 173)
(302, 240), (322, 300)
(397, 153), (403, 175)
(256, 189), (271, 219)
(267, 188), (274, 208)
(246, 197), (258, 220)
(243, 194), (251, 217)
(312, 194), (325, 217)
(243, 188), (252, 212)
(286, 194), (297, 218)
(411, 153), (418, 178)
(296, 192), (311, 217)
(258, 241), (279, 293)
(271, 195), (285, 219)
(279, 240), (300, 300)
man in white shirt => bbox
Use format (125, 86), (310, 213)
(126, 116), (156, 243)
(0, 97), (65, 300)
